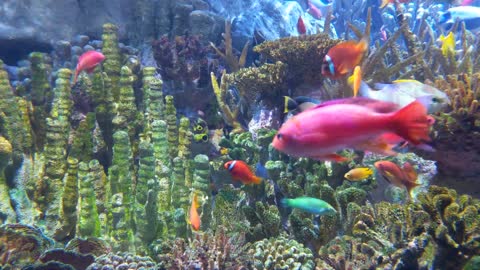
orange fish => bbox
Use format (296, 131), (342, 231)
(321, 38), (368, 79)
(353, 66), (362, 97)
(189, 192), (201, 231)
(224, 160), (262, 185)
(73, 50), (106, 84)
(374, 161), (421, 198)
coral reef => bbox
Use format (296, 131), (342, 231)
(248, 235), (315, 269)
(87, 253), (157, 270)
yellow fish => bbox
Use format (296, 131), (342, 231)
(353, 66), (362, 97)
(344, 167), (374, 181)
(438, 32), (455, 58)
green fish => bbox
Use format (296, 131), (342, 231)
(280, 197), (337, 215)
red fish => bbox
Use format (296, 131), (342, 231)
(224, 160), (262, 185)
(73, 50), (106, 84)
(380, 25), (388, 41)
(272, 100), (431, 162)
(297, 16), (306, 35)
(374, 161), (421, 198)
(189, 192), (201, 231)
(321, 38), (368, 79)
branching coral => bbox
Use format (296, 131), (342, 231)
(155, 227), (250, 269)
(210, 20), (249, 73)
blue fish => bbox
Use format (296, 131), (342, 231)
(439, 6), (480, 33)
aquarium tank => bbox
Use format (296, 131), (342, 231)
(0, 0), (480, 269)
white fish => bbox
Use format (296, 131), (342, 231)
(439, 6), (480, 33)
(358, 80), (450, 113)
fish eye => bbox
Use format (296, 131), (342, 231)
(277, 133), (283, 140)
(431, 97), (441, 103)
(202, 135), (208, 142)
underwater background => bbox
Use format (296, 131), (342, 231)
(0, 0), (480, 269)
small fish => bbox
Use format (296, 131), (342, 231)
(380, 25), (388, 41)
(438, 32), (456, 58)
(344, 167), (374, 181)
(219, 147), (229, 155)
(358, 79), (451, 113)
(281, 197), (337, 215)
(352, 66), (362, 97)
(380, 0), (410, 9)
(284, 96), (321, 113)
(272, 99), (431, 162)
(189, 192), (201, 231)
(321, 38), (368, 79)
(224, 160), (262, 185)
(73, 51), (106, 84)
(297, 16), (306, 35)
(307, 0), (323, 19)
(439, 6), (480, 33)
(374, 161), (421, 198)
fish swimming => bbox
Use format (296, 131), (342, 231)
(439, 6), (480, 33)
(73, 50), (106, 84)
(297, 16), (306, 35)
(438, 32), (456, 58)
(281, 197), (337, 215)
(284, 96), (321, 113)
(224, 160), (263, 185)
(189, 192), (201, 231)
(307, 0), (323, 19)
(374, 161), (421, 198)
(344, 167), (374, 181)
(357, 79), (451, 113)
(272, 99), (431, 162)
(321, 37), (368, 79)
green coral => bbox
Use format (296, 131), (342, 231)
(243, 201), (281, 242)
(77, 161), (101, 238)
(248, 235), (315, 270)
(0, 136), (14, 224)
(102, 23), (122, 100)
(54, 157), (79, 241)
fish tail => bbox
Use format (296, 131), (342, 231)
(379, 0), (390, 8)
(73, 70), (79, 84)
(251, 175), (262, 185)
(192, 193), (199, 209)
(406, 182), (421, 199)
(390, 101), (431, 145)
(284, 96), (297, 113)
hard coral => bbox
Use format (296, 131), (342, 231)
(156, 227), (250, 269)
(253, 33), (340, 87)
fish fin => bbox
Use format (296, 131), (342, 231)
(85, 65), (98, 74)
(380, 0), (390, 8)
(311, 153), (350, 162)
(356, 36), (369, 54)
(402, 162), (418, 182)
(255, 162), (268, 179)
(390, 101), (431, 145)
(358, 81), (372, 98)
(353, 66), (362, 97)
(392, 79), (419, 84)
(73, 70), (79, 84)
(251, 176), (262, 185)
(284, 96), (297, 113)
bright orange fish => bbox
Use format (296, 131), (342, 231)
(224, 160), (262, 185)
(73, 50), (106, 84)
(374, 161), (421, 198)
(321, 38), (368, 79)
(189, 193), (201, 231)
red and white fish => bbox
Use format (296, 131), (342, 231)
(374, 161), (421, 198)
(297, 16), (307, 35)
(272, 99), (432, 162)
(73, 50), (106, 84)
(224, 160), (262, 185)
(321, 38), (368, 79)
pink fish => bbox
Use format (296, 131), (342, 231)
(297, 16), (306, 35)
(461, 0), (473, 5)
(272, 100), (431, 162)
(307, 0), (323, 19)
(380, 25), (388, 41)
(73, 51), (106, 84)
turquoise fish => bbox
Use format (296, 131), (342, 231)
(280, 197), (337, 215)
